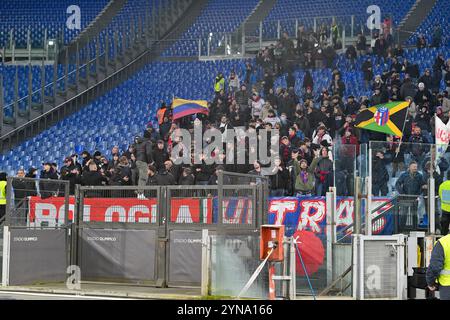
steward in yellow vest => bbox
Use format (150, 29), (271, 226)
(426, 234), (450, 300)
(438, 178), (450, 235)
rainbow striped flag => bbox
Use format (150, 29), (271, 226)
(172, 98), (209, 120)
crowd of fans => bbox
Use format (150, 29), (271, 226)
(3, 23), (450, 201)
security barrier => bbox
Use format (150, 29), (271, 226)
(2, 178), (70, 286)
(2, 175), (266, 288)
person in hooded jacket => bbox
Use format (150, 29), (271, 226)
(80, 151), (91, 172)
(39, 163), (59, 199)
(60, 157), (82, 195)
(152, 140), (169, 171)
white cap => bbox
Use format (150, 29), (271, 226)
(418, 82), (425, 89)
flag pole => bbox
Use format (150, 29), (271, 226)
(394, 100), (411, 160)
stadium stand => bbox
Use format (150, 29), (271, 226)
(163, 0), (260, 57)
(0, 59), (251, 174)
(406, 0), (449, 46)
(261, 0), (416, 38)
(0, 0), (449, 199)
(0, 0), (109, 47)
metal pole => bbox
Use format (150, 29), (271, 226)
(429, 177), (435, 234)
(0, 75), (4, 129)
(326, 191), (334, 286)
(86, 37), (91, 78)
(367, 147), (372, 236)
(44, 28), (48, 62)
(295, 19), (298, 38)
(218, 173), (223, 226)
(14, 66), (18, 121)
(277, 20), (281, 39)
(289, 237), (296, 300)
(259, 22), (263, 50)
(113, 31), (118, 64)
(354, 176), (361, 235)
(52, 52), (57, 102)
(27, 63), (32, 119)
(314, 18), (317, 33)
(351, 15), (354, 38)
(342, 27), (346, 50)
(201, 229), (210, 296)
(27, 29), (31, 63)
(282, 237), (288, 298)
(96, 35), (100, 75)
(242, 24), (246, 56)
(11, 39), (15, 64)
(75, 41), (79, 91)
(64, 48), (68, 93)
(9, 29), (13, 51)
(198, 38), (201, 59)
(41, 59), (45, 106)
(105, 35), (110, 74)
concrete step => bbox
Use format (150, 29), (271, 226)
(398, 0), (437, 44)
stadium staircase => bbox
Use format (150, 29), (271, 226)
(0, 1), (200, 152)
(155, 0), (210, 61)
(397, 0), (437, 44)
(242, 0), (278, 28)
(61, 0), (129, 60)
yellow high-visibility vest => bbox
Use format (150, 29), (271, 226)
(437, 234), (450, 286)
(439, 180), (450, 212)
(0, 181), (6, 205)
(214, 78), (224, 93)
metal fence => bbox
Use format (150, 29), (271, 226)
(1, 177), (267, 287)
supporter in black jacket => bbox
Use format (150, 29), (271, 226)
(179, 167), (195, 185)
(194, 154), (215, 185)
(372, 150), (391, 196)
(110, 157), (132, 186)
(80, 151), (91, 172)
(12, 168), (37, 198)
(81, 162), (107, 186)
(344, 95), (360, 116)
(152, 140), (169, 171)
(60, 157), (82, 195)
(155, 167), (176, 186)
(269, 159), (290, 197)
(39, 163), (59, 199)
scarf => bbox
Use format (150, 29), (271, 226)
(318, 170), (330, 183)
(300, 170), (309, 184)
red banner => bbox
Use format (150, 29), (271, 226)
(28, 196), (213, 227)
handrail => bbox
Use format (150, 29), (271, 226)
(0, 38), (157, 140)
(319, 265), (352, 296)
(2, 53), (106, 112)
